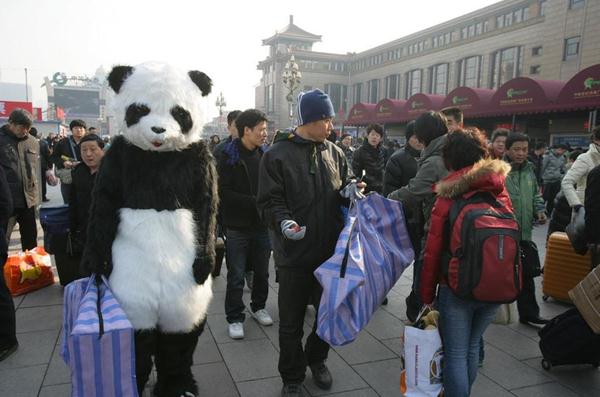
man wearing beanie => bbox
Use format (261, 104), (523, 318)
(52, 119), (86, 203)
(351, 123), (391, 194)
(257, 89), (360, 397)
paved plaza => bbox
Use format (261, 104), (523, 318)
(1, 184), (599, 397)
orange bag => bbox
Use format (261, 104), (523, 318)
(3, 247), (55, 296)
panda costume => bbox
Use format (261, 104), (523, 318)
(82, 62), (217, 397)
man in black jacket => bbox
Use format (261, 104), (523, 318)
(585, 164), (600, 246)
(382, 121), (423, 197)
(257, 89), (358, 397)
(52, 119), (86, 203)
(29, 128), (53, 202)
(212, 110), (242, 161)
(0, 109), (40, 251)
(352, 123), (390, 194)
(217, 109), (272, 340)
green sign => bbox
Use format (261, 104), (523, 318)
(584, 77), (600, 90)
(452, 96), (468, 105)
(507, 88), (528, 99)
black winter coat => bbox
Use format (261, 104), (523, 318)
(69, 163), (97, 241)
(51, 136), (81, 169)
(352, 141), (390, 194)
(382, 144), (421, 197)
(257, 132), (352, 271)
(585, 164), (600, 244)
(0, 166), (12, 263)
(547, 190), (571, 237)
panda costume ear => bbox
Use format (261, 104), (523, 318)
(108, 65), (134, 94)
(188, 71), (212, 97)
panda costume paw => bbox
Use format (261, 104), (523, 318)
(83, 62), (218, 396)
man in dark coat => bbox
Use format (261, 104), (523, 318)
(382, 121), (423, 197)
(585, 164), (600, 246)
(51, 119), (86, 204)
(257, 89), (357, 397)
(352, 123), (390, 194)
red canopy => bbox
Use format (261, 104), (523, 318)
(345, 103), (376, 125)
(404, 94), (445, 117)
(485, 77), (564, 116)
(374, 99), (407, 123)
(557, 64), (600, 111)
(441, 87), (495, 117)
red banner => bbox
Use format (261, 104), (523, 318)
(0, 101), (33, 118)
(56, 106), (65, 121)
(33, 107), (43, 121)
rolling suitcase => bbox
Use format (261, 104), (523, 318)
(542, 232), (592, 302)
(539, 307), (600, 370)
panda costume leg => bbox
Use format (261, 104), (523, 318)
(134, 329), (159, 393)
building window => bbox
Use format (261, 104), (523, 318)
(476, 22), (483, 35)
(458, 56), (482, 88)
(367, 79), (380, 103)
(505, 12), (513, 26)
(569, 0), (585, 10)
(325, 83), (348, 113)
(514, 8), (523, 23)
(430, 64), (449, 95)
(405, 70), (422, 98)
(490, 46), (523, 88)
(530, 65), (541, 75)
(532, 46), (543, 56)
(385, 74), (400, 99)
(496, 15), (505, 28)
(353, 83), (363, 104)
(484, 20), (490, 32)
(564, 36), (581, 60)
(540, 0), (548, 16)
(266, 84), (275, 113)
(523, 6), (530, 20)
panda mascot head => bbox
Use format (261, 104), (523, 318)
(107, 61), (212, 151)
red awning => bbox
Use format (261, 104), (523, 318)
(441, 87), (495, 117)
(484, 77), (565, 116)
(345, 103), (377, 125)
(404, 94), (445, 117)
(557, 64), (600, 111)
(374, 99), (407, 123)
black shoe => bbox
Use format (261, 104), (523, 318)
(42, 197), (50, 202)
(382, 297), (389, 306)
(0, 342), (18, 362)
(520, 316), (549, 327)
(309, 362), (332, 390)
(281, 383), (304, 397)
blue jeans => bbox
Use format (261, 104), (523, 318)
(438, 286), (499, 397)
(224, 228), (271, 323)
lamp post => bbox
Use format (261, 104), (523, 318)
(282, 55), (302, 128)
(215, 92), (226, 117)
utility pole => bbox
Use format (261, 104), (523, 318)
(24, 67), (29, 102)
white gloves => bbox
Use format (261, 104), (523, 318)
(340, 179), (366, 200)
(280, 220), (306, 240)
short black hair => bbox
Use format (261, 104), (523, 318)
(79, 133), (105, 149)
(69, 119), (87, 130)
(366, 124), (384, 137)
(554, 143), (569, 150)
(88, 127), (97, 132)
(569, 149), (583, 162)
(441, 106), (464, 125)
(405, 120), (416, 141)
(227, 110), (242, 126)
(236, 109), (268, 138)
(535, 141), (547, 150)
(592, 126), (600, 141)
(8, 109), (33, 128)
(28, 127), (39, 138)
(491, 128), (510, 143)
(340, 133), (352, 140)
(506, 132), (529, 150)
(442, 128), (488, 171)
(414, 111), (448, 146)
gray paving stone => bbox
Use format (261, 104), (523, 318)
(511, 381), (581, 397)
(353, 358), (403, 397)
(208, 291), (226, 315)
(523, 358), (600, 397)
(0, 329), (58, 370)
(380, 293), (410, 321)
(192, 361), (239, 396)
(333, 330), (397, 364)
(218, 338), (279, 382)
(304, 350), (368, 396)
(207, 313), (267, 344)
(483, 323), (542, 360)
(12, 294), (25, 308)
(211, 274), (227, 292)
(19, 283), (64, 307)
(0, 364), (46, 397)
(479, 345), (552, 390)
(261, 321), (312, 353)
(364, 309), (405, 340)
(15, 304), (62, 333)
(380, 337), (403, 356)
(322, 389), (379, 397)
(237, 376), (288, 397)
(43, 342), (70, 386)
(38, 383), (71, 397)
(470, 373), (516, 397)
(193, 327), (223, 365)
(507, 321), (543, 341)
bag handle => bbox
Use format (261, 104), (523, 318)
(340, 199), (360, 278)
(93, 274), (105, 338)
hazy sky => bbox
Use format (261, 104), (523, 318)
(1, 0), (499, 119)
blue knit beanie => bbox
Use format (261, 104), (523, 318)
(297, 89), (335, 126)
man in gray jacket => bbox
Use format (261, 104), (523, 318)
(541, 144), (567, 216)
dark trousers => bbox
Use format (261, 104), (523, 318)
(60, 182), (72, 204)
(517, 273), (540, 319)
(406, 237), (425, 321)
(134, 322), (205, 396)
(278, 268), (330, 384)
(41, 168), (47, 200)
(6, 207), (37, 251)
(0, 251), (17, 349)
(224, 228), (271, 323)
(543, 180), (561, 216)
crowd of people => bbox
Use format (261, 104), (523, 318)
(1, 88), (600, 397)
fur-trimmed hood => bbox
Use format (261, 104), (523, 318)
(435, 158), (511, 199)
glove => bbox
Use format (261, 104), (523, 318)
(340, 179), (366, 200)
(280, 220), (306, 240)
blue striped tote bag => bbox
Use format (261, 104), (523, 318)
(61, 275), (138, 397)
(314, 193), (415, 346)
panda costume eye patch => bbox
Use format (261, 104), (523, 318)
(170, 106), (193, 134)
(125, 104), (151, 127)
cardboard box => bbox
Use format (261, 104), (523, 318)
(569, 266), (600, 334)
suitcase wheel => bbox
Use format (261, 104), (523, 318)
(542, 295), (549, 302)
(541, 359), (552, 371)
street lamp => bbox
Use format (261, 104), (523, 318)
(282, 55), (302, 127)
(215, 92), (226, 116)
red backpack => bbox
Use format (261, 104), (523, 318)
(442, 192), (522, 303)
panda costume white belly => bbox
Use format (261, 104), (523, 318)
(81, 62), (217, 397)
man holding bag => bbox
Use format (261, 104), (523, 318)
(52, 119), (86, 204)
(257, 89), (359, 397)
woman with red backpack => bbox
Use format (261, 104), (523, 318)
(420, 129), (518, 396)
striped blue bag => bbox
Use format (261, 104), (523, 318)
(61, 275), (138, 397)
(314, 193), (415, 346)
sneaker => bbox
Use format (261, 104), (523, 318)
(309, 362), (332, 390)
(519, 316), (549, 328)
(281, 383), (304, 397)
(0, 342), (18, 362)
(228, 322), (244, 339)
(252, 309), (273, 326)
(245, 271), (254, 290)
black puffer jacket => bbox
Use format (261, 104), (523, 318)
(382, 144), (421, 197)
(352, 141), (390, 194)
(547, 190), (571, 238)
(585, 164), (600, 244)
(257, 131), (352, 271)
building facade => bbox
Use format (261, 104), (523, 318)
(256, 0), (600, 132)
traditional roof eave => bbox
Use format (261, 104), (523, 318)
(262, 16), (322, 46)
